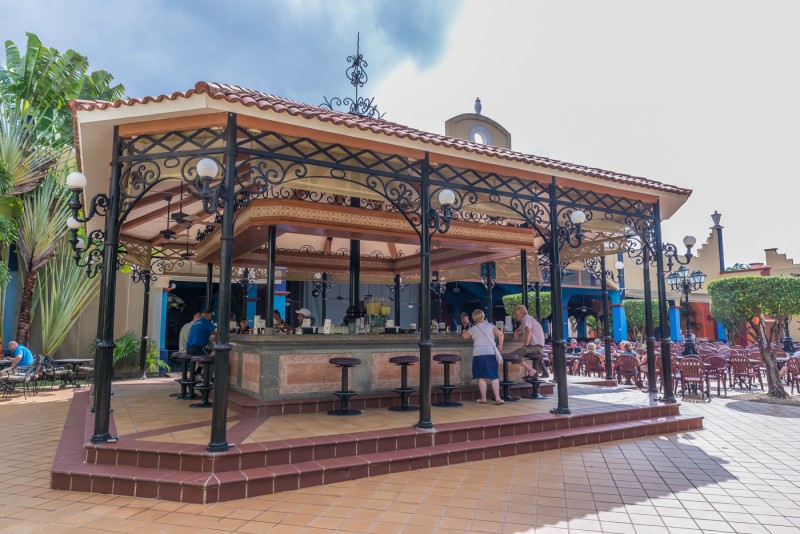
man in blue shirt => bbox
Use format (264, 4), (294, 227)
(5, 341), (33, 371)
(186, 309), (217, 356)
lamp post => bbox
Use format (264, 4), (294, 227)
(782, 319), (795, 354)
(582, 255), (624, 381)
(548, 196), (588, 415)
(312, 272), (335, 322)
(480, 262), (496, 324)
(430, 271), (447, 325)
(130, 266), (155, 380)
(417, 181), (456, 430)
(667, 265), (705, 356)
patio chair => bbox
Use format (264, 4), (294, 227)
(728, 354), (762, 391)
(704, 355), (728, 397)
(785, 358), (800, 394)
(3, 355), (41, 399)
(74, 361), (95, 387)
(678, 357), (710, 401)
(615, 354), (640, 386)
(41, 356), (72, 390)
(581, 353), (605, 378)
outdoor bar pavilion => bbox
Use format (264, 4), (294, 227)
(67, 81), (692, 453)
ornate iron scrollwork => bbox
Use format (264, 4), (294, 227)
(320, 33), (385, 119)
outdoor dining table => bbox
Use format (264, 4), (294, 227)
(55, 358), (94, 388)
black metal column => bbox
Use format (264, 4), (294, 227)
(394, 274), (402, 324)
(320, 273), (329, 322)
(521, 250), (529, 310)
(549, 178), (569, 415)
(534, 282), (541, 321)
(653, 203), (675, 402)
(207, 113), (237, 453)
(205, 263), (213, 310)
(600, 257), (613, 380)
(138, 271), (151, 380)
(265, 225), (276, 328)
(417, 155), (433, 429)
(643, 245), (657, 392)
(92, 126), (123, 444)
(346, 199), (362, 329)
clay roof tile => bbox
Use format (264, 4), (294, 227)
(69, 81), (691, 196)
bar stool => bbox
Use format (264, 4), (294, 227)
(522, 353), (548, 400)
(500, 353), (522, 402)
(388, 355), (419, 412)
(172, 352), (197, 400)
(189, 354), (214, 408)
(432, 353), (462, 407)
(328, 357), (362, 416)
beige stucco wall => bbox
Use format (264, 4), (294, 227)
(444, 113), (512, 149)
(52, 271), (157, 358)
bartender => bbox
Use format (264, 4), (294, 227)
(459, 311), (473, 332)
(293, 308), (314, 333)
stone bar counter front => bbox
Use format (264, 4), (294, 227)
(229, 333), (529, 401)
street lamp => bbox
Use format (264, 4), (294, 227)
(582, 256), (625, 380)
(667, 265), (705, 355)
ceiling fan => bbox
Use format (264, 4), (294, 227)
(180, 226), (195, 260)
(170, 183), (220, 228)
(159, 196), (177, 240)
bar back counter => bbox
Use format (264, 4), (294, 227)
(229, 333), (527, 401)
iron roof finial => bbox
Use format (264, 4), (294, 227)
(321, 32), (385, 119)
(475, 97), (482, 115)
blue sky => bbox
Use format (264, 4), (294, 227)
(0, 0), (460, 102)
(3, 0), (800, 266)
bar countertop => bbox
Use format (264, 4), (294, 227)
(230, 332), (473, 348)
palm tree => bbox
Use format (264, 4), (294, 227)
(15, 176), (71, 344)
(33, 240), (100, 354)
(0, 33), (124, 347)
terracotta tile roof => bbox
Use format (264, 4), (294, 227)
(70, 82), (691, 196)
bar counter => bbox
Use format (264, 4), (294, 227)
(228, 333), (528, 401)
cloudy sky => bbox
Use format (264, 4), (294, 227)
(2, 0), (798, 267)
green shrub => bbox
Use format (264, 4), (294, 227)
(502, 291), (552, 320)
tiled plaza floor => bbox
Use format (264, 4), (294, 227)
(2, 381), (800, 533)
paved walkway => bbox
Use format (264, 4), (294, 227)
(2, 384), (800, 533)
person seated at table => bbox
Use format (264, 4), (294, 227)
(509, 305), (544, 379)
(593, 338), (605, 355)
(459, 311), (473, 332)
(186, 309), (217, 356)
(565, 339), (582, 373)
(584, 342), (605, 372)
(3, 341), (33, 372)
(273, 309), (287, 332)
(179, 312), (201, 352)
(238, 318), (251, 334)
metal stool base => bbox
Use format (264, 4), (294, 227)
(521, 378), (549, 400)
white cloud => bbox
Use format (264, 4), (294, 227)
(374, 0), (800, 266)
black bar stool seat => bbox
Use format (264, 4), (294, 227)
(388, 355), (419, 412)
(172, 352), (197, 400)
(189, 354), (214, 408)
(500, 353), (522, 402)
(328, 357), (362, 416)
(432, 353), (462, 407)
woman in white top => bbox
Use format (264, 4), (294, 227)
(462, 309), (505, 404)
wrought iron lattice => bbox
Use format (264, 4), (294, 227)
(581, 257), (618, 284)
(554, 185), (654, 220)
(320, 33), (385, 119)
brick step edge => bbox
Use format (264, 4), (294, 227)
(87, 404), (681, 473)
(54, 414), (703, 503)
